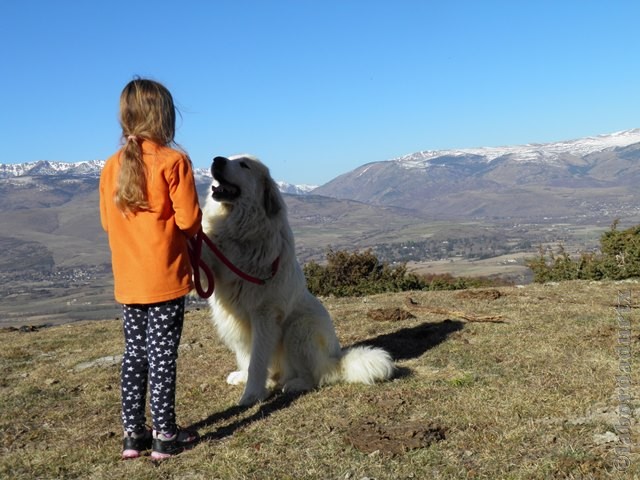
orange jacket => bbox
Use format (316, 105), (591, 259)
(99, 140), (202, 304)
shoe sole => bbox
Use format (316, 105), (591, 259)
(151, 450), (178, 460)
(122, 449), (142, 460)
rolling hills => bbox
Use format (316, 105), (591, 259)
(3, 129), (640, 325)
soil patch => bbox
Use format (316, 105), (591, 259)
(367, 308), (415, 322)
(345, 420), (446, 455)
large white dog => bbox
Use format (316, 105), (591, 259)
(201, 155), (395, 406)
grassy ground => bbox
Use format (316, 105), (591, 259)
(1, 280), (638, 479)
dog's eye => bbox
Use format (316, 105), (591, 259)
(239, 161), (250, 170)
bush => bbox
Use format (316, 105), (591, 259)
(303, 248), (498, 297)
(526, 219), (640, 283)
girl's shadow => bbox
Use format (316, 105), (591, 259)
(187, 391), (304, 442)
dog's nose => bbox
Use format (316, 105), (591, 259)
(211, 156), (228, 176)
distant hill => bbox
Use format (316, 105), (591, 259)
(312, 129), (640, 221)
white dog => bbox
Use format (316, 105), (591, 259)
(201, 155), (395, 406)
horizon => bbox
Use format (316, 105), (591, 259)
(2, 1), (640, 184)
(2, 126), (640, 186)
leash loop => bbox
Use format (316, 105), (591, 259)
(188, 229), (215, 298)
(188, 228), (280, 299)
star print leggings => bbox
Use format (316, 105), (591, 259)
(120, 297), (185, 434)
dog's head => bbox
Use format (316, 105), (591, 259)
(210, 155), (283, 217)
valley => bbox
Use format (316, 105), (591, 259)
(3, 129), (640, 326)
(0, 196), (620, 328)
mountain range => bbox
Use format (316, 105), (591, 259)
(0, 160), (317, 196)
(5, 128), (640, 221)
(313, 129), (640, 221)
(4, 128), (640, 325)
(3, 128), (640, 227)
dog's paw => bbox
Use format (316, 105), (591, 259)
(226, 370), (248, 385)
(282, 377), (313, 393)
(266, 377), (278, 390)
(238, 387), (270, 407)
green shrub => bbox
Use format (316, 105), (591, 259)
(303, 248), (499, 297)
(526, 220), (640, 283)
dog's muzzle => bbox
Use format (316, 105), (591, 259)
(211, 156), (229, 177)
(210, 156), (240, 201)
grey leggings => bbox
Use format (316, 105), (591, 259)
(120, 297), (185, 434)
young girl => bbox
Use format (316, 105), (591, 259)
(99, 78), (202, 460)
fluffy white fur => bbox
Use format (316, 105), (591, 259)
(201, 155), (395, 406)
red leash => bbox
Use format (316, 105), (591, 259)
(188, 228), (280, 298)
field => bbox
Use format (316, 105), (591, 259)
(1, 280), (638, 479)
(0, 205), (617, 328)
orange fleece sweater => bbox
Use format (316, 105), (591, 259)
(99, 140), (202, 304)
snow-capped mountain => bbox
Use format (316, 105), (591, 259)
(0, 160), (106, 178)
(276, 181), (317, 195)
(393, 129), (640, 169)
(6, 129), (640, 219)
(193, 169), (316, 194)
(0, 161), (313, 195)
(314, 129), (640, 220)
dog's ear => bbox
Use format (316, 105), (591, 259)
(263, 178), (283, 217)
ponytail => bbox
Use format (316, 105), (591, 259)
(114, 77), (177, 213)
(114, 135), (149, 213)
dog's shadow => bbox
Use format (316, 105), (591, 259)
(355, 318), (464, 361)
(188, 319), (463, 442)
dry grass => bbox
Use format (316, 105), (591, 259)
(1, 280), (639, 479)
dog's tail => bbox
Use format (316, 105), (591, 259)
(333, 345), (395, 385)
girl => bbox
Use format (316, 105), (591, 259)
(99, 78), (201, 460)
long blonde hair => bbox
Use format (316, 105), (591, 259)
(115, 78), (177, 213)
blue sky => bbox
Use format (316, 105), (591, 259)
(2, 1), (640, 185)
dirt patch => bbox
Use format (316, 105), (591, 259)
(341, 391), (445, 455)
(367, 308), (415, 322)
(345, 420), (446, 455)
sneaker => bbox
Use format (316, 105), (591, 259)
(122, 426), (152, 460)
(151, 427), (199, 460)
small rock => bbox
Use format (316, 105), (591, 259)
(593, 431), (619, 445)
(73, 355), (123, 371)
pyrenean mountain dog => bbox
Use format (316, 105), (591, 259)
(201, 155), (395, 406)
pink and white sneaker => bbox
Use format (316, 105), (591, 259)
(122, 426), (152, 460)
(150, 427), (199, 460)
